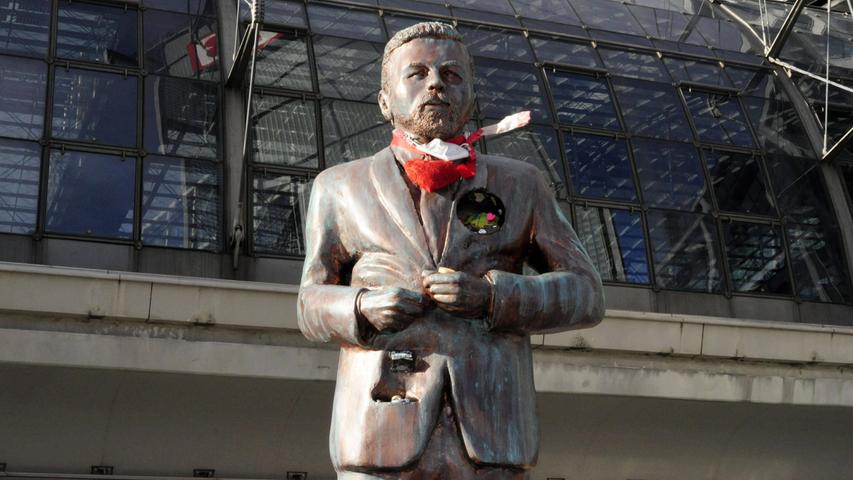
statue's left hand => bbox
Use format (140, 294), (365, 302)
(422, 270), (491, 319)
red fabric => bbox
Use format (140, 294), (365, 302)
(390, 130), (481, 192)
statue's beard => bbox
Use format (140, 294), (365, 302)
(394, 96), (469, 141)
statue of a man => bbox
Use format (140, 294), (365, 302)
(298, 22), (604, 479)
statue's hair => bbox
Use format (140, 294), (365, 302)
(380, 22), (473, 92)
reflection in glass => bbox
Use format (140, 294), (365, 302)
(239, 0), (305, 27)
(633, 138), (709, 212)
(597, 48), (669, 82)
(144, 0), (216, 16)
(571, 0), (646, 36)
(766, 156), (834, 227)
(663, 58), (731, 88)
(322, 99), (390, 167)
(647, 209), (722, 292)
(144, 75), (218, 160)
(742, 96), (814, 158)
(704, 150), (774, 215)
(307, 4), (384, 42)
(57, 1), (138, 66)
(449, 0), (515, 15)
(626, 4), (690, 42)
(612, 78), (692, 142)
(485, 125), (566, 198)
(0, 0), (50, 58)
(52, 68), (138, 148)
(565, 134), (637, 201)
(384, 14), (441, 37)
(548, 71), (619, 130)
(694, 15), (763, 55)
(509, 0), (580, 25)
(254, 32), (312, 91)
(683, 90), (754, 147)
(253, 173), (313, 256)
(0, 139), (40, 234)
(724, 221), (790, 295)
(0, 56), (46, 141)
(575, 205), (649, 284)
(46, 149), (135, 239)
(251, 94), (318, 168)
(452, 7), (520, 28)
(457, 26), (532, 62)
(143, 10), (218, 81)
(313, 36), (383, 102)
(787, 223), (852, 304)
(529, 37), (601, 69)
(474, 58), (551, 123)
(142, 156), (220, 250)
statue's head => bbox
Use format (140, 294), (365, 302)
(378, 22), (475, 143)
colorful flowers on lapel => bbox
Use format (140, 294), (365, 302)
(457, 189), (505, 235)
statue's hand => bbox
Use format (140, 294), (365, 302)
(358, 287), (428, 333)
(422, 270), (491, 319)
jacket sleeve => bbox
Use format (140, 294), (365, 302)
(297, 171), (374, 347)
(484, 172), (605, 334)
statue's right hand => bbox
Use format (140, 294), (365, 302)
(357, 287), (428, 333)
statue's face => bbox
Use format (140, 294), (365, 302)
(379, 37), (474, 142)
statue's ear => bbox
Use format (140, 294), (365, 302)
(377, 90), (392, 122)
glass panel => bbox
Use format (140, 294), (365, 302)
(253, 172), (313, 256)
(597, 48), (669, 82)
(254, 31), (312, 91)
(46, 149), (136, 239)
(571, 0), (646, 36)
(766, 156), (835, 227)
(548, 71), (619, 130)
(144, 75), (218, 160)
(144, 0), (216, 16)
(384, 14), (440, 37)
(322, 99), (390, 168)
(251, 94), (318, 168)
(0, 0), (50, 58)
(575, 205), (650, 284)
(704, 150), (774, 216)
(141, 156), (220, 250)
(379, 0), (450, 17)
(457, 25), (532, 62)
(663, 58), (732, 88)
(485, 125), (566, 198)
(449, 0), (516, 15)
(313, 36), (383, 102)
(682, 90), (754, 147)
(742, 96), (815, 158)
(565, 134), (637, 201)
(239, 0), (306, 27)
(724, 221), (790, 295)
(509, 0), (581, 25)
(633, 138), (710, 212)
(694, 15), (763, 56)
(647, 209), (722, 292)
(529, 37), (601, 69)
(307, 4), (384, 42)
(589, 29), (654, 48)
(521, 18), (587, 37)
(726, 68), (771, 95)
(57, 1), (138, 67)
(842, 164), (853, 212)
(453, 7), (521, 28)
(52, 68), (138, 148)
(787, 223), (852, 304)
(474, 58), (551, 123)
(627, 4), (690, 41)
(611, 78), (692, 142)
(0, 139), (40, 234)
(0, 56), (46, 141)
(143, 10), (219, 81)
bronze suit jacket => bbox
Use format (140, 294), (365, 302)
(298, 147), (604, 471)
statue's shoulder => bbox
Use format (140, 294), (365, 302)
(314, 152), (382, 190)
(479, 153), (543, 185)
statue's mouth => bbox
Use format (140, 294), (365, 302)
(420, 98), (450, 110)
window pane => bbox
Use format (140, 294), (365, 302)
(0, 56), (46, 141)
(384, 14), (441, 37)
(633, 138), (709, 212)
(724, 221), (790, 295)
(742, 96), (814, 158)
(0, 139), (40, 234)
(485, 125), (566, 198)
(548, 71), (619, 130)
(458, 25), (533, 62)
(240, 0), (306, 27)
(571, 0), (646, 36)
(627, 4), (690, 41)
(0, 0), (50, 58)
(704, 150), (774, 216)
(663, 58), (732, 88)
(575, 205), (649, 284)
(683, 90), (754, 147)
(694, 16), (763, 55)
(565, 134), (637, 201)
(529, 37), (601, 69)
(474, 58), (551, 123)
(449, 0), (515, 15)
(598, 48), (669, 82)
(144, 75), (218, 160)
(766, 156), (835, 227)
(251, 94), (318, 168)
(510, 0), (581, 25)
(379, 0), (450, 18)
(787, 224), (852, 304)
(144, 10), (219, 81)
(612, 78), (692, 142)
(52, 68), (138, 148)
(313, 36), (383, 102)
(453, 7), (520, 28)
(144, 0), (216, 16)
(322, 99), (390, 167)
(46, 149), (136, 239)
(307, 5), (384, 42)
(255, 32), (312, 91)
(253, 172), (313, 256)
(57, 1), (138, 67)
(647, 209), (722, 292)
(142, 156), (220, 250)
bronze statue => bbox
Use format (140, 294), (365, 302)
(298, 22), (604, 479)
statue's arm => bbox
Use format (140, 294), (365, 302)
(297, 172), (373, 346)
(484, 173), (605, 334)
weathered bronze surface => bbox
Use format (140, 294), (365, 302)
(297, 22), (604, 479)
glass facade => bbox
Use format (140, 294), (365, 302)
(0, 0), (851, 314)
